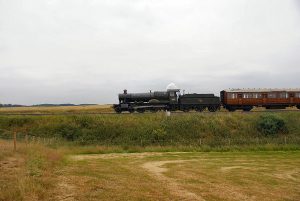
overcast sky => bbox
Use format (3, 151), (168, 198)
(0, 0), (300, 105)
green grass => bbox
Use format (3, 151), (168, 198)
(0, 112), (300, 150)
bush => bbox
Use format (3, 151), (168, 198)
(55, 123), (80, 141)
(151, 128), (167, 144)
(256, 114), (287, 136)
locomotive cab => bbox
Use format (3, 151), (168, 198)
(168, 89), (180, 104)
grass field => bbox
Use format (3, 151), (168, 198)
(1, 107), (299, 200)
(1, 140), (299, 201)
(0, 105), (113, 114)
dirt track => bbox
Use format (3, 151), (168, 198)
(142, 160), (204, 201)
(54, 152), (300, 201)
(70, 153), (204, 200)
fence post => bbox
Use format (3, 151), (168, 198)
(13, 131), (17, 152)
(25, 134), (28, 144)
(284, 136), (287, 145)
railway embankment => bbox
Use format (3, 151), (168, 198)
(0, 112), (299, 151)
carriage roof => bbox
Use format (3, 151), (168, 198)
(223, 88), (300, 93)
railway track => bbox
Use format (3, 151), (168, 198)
(0, 109), (299, 116)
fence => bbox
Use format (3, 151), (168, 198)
(0, 129), (60, 151)
(1, 129), (299, 151)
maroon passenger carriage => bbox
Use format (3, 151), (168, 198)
(221, 89), (300, 111)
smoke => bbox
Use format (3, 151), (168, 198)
(166, 83), (179, 90)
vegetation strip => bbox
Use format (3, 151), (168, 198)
(1, 113), (299, 150)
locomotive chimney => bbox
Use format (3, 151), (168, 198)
(123, 89), (127, 94)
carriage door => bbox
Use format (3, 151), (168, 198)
(289, 93), (294, 104)
(238, 93), (243, 105)
(262, 93), (267, 105)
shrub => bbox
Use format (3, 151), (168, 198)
(256, 114), (287, 136)
(151, 128), (167, 144)
(55, 124), (80, 141)
(0, 117), (34, 129)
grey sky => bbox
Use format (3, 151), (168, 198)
(0, 0), (300, 104)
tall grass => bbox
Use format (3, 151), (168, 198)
(0, 112), (300, 149)
(0, 140), (64, 201)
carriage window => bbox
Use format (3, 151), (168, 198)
(268, 93), (277, 98)
(278, 92), (288, 99)
(253, 93), (262, 98)
(243, 93), (253, 98)
(228, 93), (237, 99)
(295, 93), (300, 98)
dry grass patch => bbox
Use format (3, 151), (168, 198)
(1, 140), (300, 201)
(0, 105), (113, 114)
(0, 140), (64, 201)
(62, 151), (300, 201)
(163, 152), (300, 201)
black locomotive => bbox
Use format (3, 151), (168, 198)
(113, 89), (220, 113)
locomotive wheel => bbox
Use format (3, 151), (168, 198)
(196, 107), (205, 112)
(137, 109), (145, 113)
(129, 109), (134, 113)
(151, 108), (159, 113)
(183, 108), (190, 112)
(208, 106), (217, 112)
(114, 107), (122, 113)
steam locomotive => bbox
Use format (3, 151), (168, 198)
(113, 85), (300, 113)
(113, 88), (220, 113)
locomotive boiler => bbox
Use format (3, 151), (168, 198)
(119, 89), (170, 103)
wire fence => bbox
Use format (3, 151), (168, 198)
(0, 130), (59, 147)
(1, 130), (299, 149)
